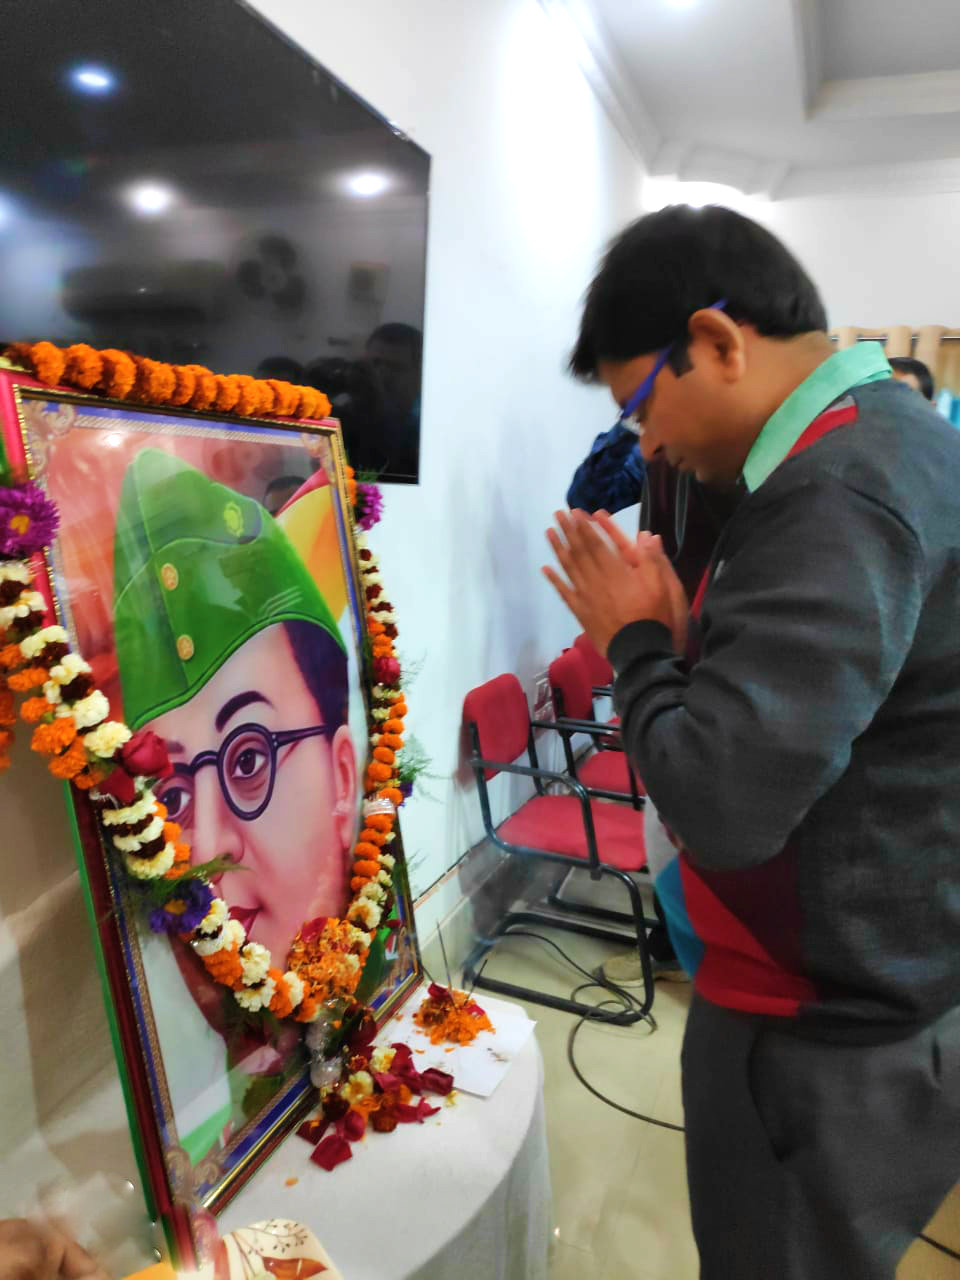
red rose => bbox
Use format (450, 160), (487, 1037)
(121, 729), (173, 780)
(373, 656), (401, 685)
(95, 764), (139, 806)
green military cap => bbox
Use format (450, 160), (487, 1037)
(114, 448), (344, 730)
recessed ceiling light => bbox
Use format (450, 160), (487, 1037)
(346, 171), (389, 198)
(69, 65), (116, 94)
(124, 181), (176, 216)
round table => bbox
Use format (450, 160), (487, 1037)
(218, 995), (550, 1280)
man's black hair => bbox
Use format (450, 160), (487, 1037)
(889, 355), (935, 401)
(570, 204), (828, 381)
(366, 323), (423, 365)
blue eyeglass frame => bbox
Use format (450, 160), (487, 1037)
(619, 298), (728, 427)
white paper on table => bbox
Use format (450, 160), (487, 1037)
(382, 991), (536, 1098)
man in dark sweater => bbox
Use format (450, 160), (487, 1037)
(544, 204), (960, 1279)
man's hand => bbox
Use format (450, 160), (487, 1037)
(543, 510), (688, 657)
(0, 1219), (108, 1280)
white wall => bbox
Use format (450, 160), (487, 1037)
(243, 0), (644, 922)
(760, 190), (960, 328)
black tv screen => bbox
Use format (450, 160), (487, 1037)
(0, 0), (430, 482)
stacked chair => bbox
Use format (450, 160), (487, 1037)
(461, 669), (654, 1022)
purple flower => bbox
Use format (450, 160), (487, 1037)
(0, 484), (59, 557)
(399, 780), (414, 799)
(148, 878), (214, 934)
(355, 482), (384, 531)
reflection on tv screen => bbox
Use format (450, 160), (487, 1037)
(0, 0), (430, 483)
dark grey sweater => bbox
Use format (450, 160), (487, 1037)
(610, 379), (960, 1034)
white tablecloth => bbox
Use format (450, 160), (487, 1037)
(219, 994), (551, 1280)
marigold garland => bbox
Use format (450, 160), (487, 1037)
(2, 341), (332, 423)
(0, 439), (406, 1036)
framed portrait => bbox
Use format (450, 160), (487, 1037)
(0, 370), (421, 1264)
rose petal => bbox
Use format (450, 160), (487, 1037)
(393, 1098), (441, 1124)
(373, 1070), (403, 1094)
(310, 1134), (353, 1171)
(347, 1012), (377, 1051)
(419, 1068), (455, 1096)
(300, 915), (329, 944)
(338, 1109), (366, 1142)
(297, 1116), (329, 1145)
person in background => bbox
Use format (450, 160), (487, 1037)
(566, 426), (740, 982)
(566, 421), (646, 515)
(889, 354), (935, 400)
(545, 203), (960, 1279)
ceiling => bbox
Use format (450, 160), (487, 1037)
(541, 0), (960, 199)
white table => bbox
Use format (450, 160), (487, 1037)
(219, 994), (550, 1280)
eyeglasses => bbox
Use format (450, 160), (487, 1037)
(619, 299), (728, 433)
(155, 722), (336, 827)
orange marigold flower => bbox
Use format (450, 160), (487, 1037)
(75, 765), (108, 791)
(184, 365), (218, 411)
(133, 357), (176, 404)
(203, 946), (245, 989)
(63, 344), (103, 390)
(169, 365), (197, 406)
(295, 993), (319, 1023)
(97, 349), (137, 399)
(314, 391), (332, 419)
(153, 801), (168, 820)
(365, 813), (394, 833)
(162, 821), (182, 843)
(378, 787), (404, 806)
(267, 380), (300, 418)
(351, 876), (371, 893)
(0, 728), (12, 750)
(0, 690), (15, 726)
(31, 716), (77, 755)
(359, 827), (387, 847)
(373, 746), (395, 766)
(353, 859), (380, 879)
(367, 620), (385, 637)
(294, 386), (319, 420)
(380, 733), (404, 751)
(30, 341), (66, 387)
(48, 736), (88, 780)
(233, 375), (260, 416)
(213, 373), (241, 413)
(391, 701), (409, 718)
(354, 840), (381, 860)
(0, 643), (24, 669)
(366, 761), (392, 783)
(8, 666), (49, 692)
(20, 696), (50, 723)
(255, 380), (277, 415)
(383, 718), (405, 736)
(268, 969), (295, 1018)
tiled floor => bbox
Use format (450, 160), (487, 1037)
(471, 915), (960, 1280)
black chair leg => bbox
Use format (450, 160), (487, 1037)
(547, 866), (659, 931)
(463, 864), (655, 1021)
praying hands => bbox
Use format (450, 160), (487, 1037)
(543, 510), (689, 658)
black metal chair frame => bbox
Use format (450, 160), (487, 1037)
(543, 687), (644, 809)
(461, 720), (654, 1023)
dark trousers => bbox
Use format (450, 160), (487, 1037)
(681, 994), (960, 1279)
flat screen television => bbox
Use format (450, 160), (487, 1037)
(0, 0), (430, 482)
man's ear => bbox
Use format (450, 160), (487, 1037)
(331, 725), (359, 853)
(688, 309), (747, 382)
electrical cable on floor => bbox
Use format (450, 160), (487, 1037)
(469, 926), (685, 1134)
(919, 1232), (960, 1264)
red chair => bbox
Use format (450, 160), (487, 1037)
(547, 648), (644, 807)
(461, 673), (654, 1022)
(574, 631), (614, 695)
